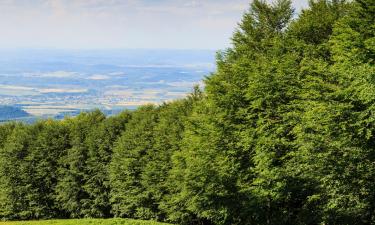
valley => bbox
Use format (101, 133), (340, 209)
(0, 49), (215, 121)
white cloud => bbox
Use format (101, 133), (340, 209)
(43, 71), (79, 78)
(0, 85), (38, 96)
(87, 74), (111, 80)
(0, 0), (309, 49)
(0, 84), (34, 91)
(184, 1), (203, 8)
(24, 71), (79, 78)
(39, 88), (88, 93)
(108, 72), (125, 76)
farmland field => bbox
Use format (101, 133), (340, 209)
(0, 219), (171, 225)
(0, 49), (215, 122)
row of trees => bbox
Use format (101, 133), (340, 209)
(0, 94), (201, 222)
(0, 0), (374, 224)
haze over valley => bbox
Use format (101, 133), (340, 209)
(0, 49), (215, 121)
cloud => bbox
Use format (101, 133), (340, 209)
(0, 0), (309, 49)
(24, 71), (79, 78)
(87, 74), (111, 80)
(183, 1), (203, 8)
(0, 85), (38, 96)
(42, 71), (79, 78)
(39, 88), (88, 93)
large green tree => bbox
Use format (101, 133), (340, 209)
(166, 1), (306, 224)
(294, 0), (375, 223)
(55, 110), (106, 218)
(110, 105), (159, 219)
(83, 111), (131, 218)
(0, 124), (37, 219)
(0, 1), (374, 224)
(27, 120), (70, 219)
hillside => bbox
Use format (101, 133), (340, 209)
(0, 105), (30, 121)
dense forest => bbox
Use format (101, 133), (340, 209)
(0, 0), (374, 224)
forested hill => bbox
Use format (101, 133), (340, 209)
(0, 0), (374, 225)
(0, 106), (30, 121)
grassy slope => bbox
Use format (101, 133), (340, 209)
(0, 218), (171, 225)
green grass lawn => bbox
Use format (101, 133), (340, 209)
(0, 218), (171, 225)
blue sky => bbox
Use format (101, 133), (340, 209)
(0, 0), (309, 50)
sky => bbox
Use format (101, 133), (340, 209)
(0, 0), (309, 50)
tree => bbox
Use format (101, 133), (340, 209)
(0, 124), (36, 219)
(145, 95), (201, 222)
(285, 0), (374, 224)
(83, 111), (131, 218)
(55, 110), (106, 218)
(110, 105), (159, 219)
(166, 1), (309, 224)
(26, 120), (71, 219)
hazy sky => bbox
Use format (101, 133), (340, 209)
(0, 0), (309, 50)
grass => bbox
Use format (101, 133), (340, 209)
(0, 218), (172, 225)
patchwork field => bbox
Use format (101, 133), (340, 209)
(0, 219), (171, 225)
(0, 49), (214, 120)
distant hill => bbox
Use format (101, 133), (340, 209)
(0, 105), (30, 121)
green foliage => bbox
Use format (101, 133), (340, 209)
(55, 111), (106, 218)
(110, 105), (160, 219)
(83, 112), (131, 218)
(26, 121), (71, 219)
(0, 124), (35, 220)
(0, 218), (171, 225)
(110, 98), (197, 221)
(0, 0), (374, 224)
(0, 123), (15, 148)
(166, 1), (303, 224)
(289, 0), (349, 45)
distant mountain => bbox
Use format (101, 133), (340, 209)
(0, 105), (30, 121)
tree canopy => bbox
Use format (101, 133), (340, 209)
(0, 0), (374, 224)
